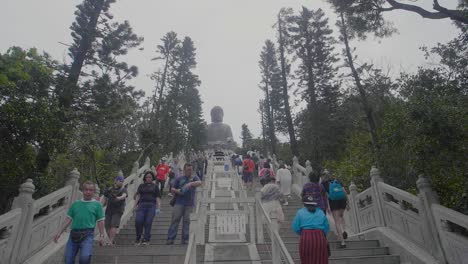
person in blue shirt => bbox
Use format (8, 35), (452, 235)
(166, 163), (202, 245)
(292, 195), (330, 264)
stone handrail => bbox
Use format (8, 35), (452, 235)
(0, 155), (153, 264)
(0, 209), (22, 263)
(431, 203), (468, 264)
(289, 157), (468, 264)
(255, 193), (295, 264)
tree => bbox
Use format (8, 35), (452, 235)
(0, 47), (65, 212)
(288, 7), (341, 167)
(258, 40), (281, 155)
(58, 0), (116, 110)
(326, 0), (468, 28)
(275, 8), (299, 157)
(241, 124), (254, 150)
(336, 10), (381, 163)
(153, 36), (206, 155)
(151, 31), (180, 117)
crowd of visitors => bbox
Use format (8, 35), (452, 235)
(53, 150), (349, 264)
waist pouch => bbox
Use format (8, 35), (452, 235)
(70, 229), (92, 243)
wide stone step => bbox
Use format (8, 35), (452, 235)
(257, 240), (380, 251)
(94, 244), (186, 254)
(92, 253), (185, 263)
(261, 255), (400, 264)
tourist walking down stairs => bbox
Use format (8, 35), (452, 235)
(54, 181), (105, 264)
(166, 163), (202, 245)
(101, 175), (128, 246)
(134, 171), (161, 246)
(155, 158), (170, 196)
(292, 194), (330, 264)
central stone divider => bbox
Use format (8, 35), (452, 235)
(185, 157), (263, 264)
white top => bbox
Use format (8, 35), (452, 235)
(276, 168), (292, 195)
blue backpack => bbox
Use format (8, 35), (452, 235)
(328, 179), (345, 200)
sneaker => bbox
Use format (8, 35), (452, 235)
(342, 231), (348, 240)
(141, 240), (149, 246)
(134, 239), (141, 246)
(166, 240), (174, 245)
(339, 242), (346, 248)
(283, 202), (289, 206)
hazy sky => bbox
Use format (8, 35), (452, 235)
(1, 0), (461, 143)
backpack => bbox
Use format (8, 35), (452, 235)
(302, 183), (322, 205)
(328, 179), (345, 200)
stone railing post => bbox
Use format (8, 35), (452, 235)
(292, 156), (300, 186)
(305, 160), (312, 183)
(94, 182), (101, 200)
(255, 192), (264, 243)
(416, 175), (446, 263)
(272, 154), (278, 172)
(349, 181), (360, 233)
(65, 168), (81, 204)
(270, 211), (280, 263)
(369, 166), (386, 227)
(11, 179), (35, 263)
(144, 157), (151, 170)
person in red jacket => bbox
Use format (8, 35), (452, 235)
(242, 154), (255, 190)
(155, 158), (170, 196)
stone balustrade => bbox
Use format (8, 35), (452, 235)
(0, 156), (154, 264)
(291, 158), (468, 264)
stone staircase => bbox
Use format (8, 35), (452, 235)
(92, 195), (187, 264)
(257, 193), (400, 264)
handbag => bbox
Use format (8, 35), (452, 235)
(70, 230), (89, 243)
(169, 194), (177, 207)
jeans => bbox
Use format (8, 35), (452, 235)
(157, 179), (166, 195)
(135, 203), (156, 241)
(65, 229), (94, 264)
(167, 204), (193, 241)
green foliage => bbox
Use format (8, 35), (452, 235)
(141, 33), (206, 157)
(0, 47), (66, 212)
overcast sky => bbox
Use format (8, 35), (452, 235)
(1, 0), (461, 143)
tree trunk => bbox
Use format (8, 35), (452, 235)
(339, 12), (381, 161)
(62, 0), (106, 109)
(277, 13), (299, 157)
(264, 82), (277, 155)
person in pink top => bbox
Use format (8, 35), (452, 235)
(259, 163), (275, 177)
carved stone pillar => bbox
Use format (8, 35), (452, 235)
(349, 181), (360, 233)
(144, 157), (151, 172)
(65, 168), (81, 204)
(369, 166), (386, 227)
(292, 156), (300, 186)
(305, 160), (312, 185)
(416, 175), (446, 262)
(11, 179), (35, 263)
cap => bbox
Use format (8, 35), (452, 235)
(302, 195), (318, 206)
(115, 175), (125, 182)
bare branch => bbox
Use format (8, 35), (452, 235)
(385, 0), (468, 24)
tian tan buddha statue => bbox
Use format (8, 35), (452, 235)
(206, 106), (236, 149)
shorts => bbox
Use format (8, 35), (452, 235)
(105, 211), (123, 229)
(242, 171), (253, 183)
(328, 198), (347, 211)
